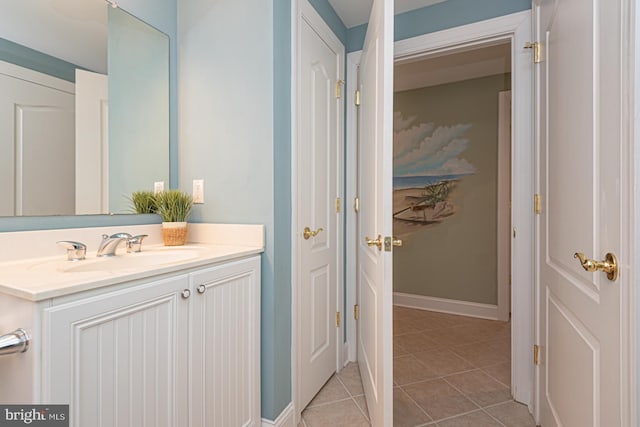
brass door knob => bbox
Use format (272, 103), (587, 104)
(574, 252), (618, 281)
(303, 227), (324, 240)
(365, 235), (383, 251)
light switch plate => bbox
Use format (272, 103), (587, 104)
(193, 179), (204, 204)
(154, 181), (164, 194)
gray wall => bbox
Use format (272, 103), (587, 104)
(393, 74), (510, 305)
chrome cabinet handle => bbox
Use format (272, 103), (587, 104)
(181, 289), (191, 299)
(197, 284), (206, 294)
(574, 252), (619, 281)
(303, 227), (324, 240)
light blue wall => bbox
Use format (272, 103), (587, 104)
(0, 0), (177, 232)
(178, 0), (291, 420)
(347, 0), (532, 52)
(307, 0), (347, 44)
(0, 37), (79, 82)
(117, 0), (179, 189)
(108, 7), (170, 213)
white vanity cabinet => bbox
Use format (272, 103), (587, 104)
(38, 255), (260, 427)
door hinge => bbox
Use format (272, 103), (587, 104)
(354, 90), (361, 106)
(534, 194), (542, 215)
(336, 311), (341, 327)
(336, 197), (341, 213)
(336, 79), (344, 99)
(534, 344), (540, 365)
(354, 304), (359, 320)
(524, 42), (542, 63)
(354, 197), (359, 213)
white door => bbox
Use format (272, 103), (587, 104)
(75, 69), (108, 215)
(0, 62), (75, 216)
(296, 0), (344, 410)
(357, 0), (394, 425)
(536, 0), (633, 425)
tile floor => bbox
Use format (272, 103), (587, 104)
(298, 306), (537, 427)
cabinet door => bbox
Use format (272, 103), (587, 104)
(190, 256), (261, 427)
(42, 274), (190, 427)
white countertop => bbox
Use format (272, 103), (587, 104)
(0, 243), (263, 302)
(0, 223), (264, 302)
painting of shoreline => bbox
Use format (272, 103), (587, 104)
(393, 177), (465, 235)
(393, 112), (476, 236)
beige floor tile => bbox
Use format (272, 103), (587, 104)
(485, 401), (536, 427)
(395, 339), (410, 357)
(395, 317), (422, 335)
(421, 326), (474, 348)
(307, 375), (350, 407)
(452, 342), (509, 368)
(353, 395), (370, 422)
(394, 387), (432, 427)
(413, 349), (475, 376)
(436, 410), (503, 427)
(394, 355), (438, 386)
(395, 332), (441, 354)
(302, 399), (370, 427)
(403, 378), (478, 421)
(444, 370), (512, 407)
(482, 362), (511, 387)
(338, 363), (365, 396)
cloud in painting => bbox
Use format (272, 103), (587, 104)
(393, 111), (475, 177)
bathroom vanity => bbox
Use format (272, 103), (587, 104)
(0, 223), (263, 427)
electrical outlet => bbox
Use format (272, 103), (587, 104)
(154, 181), (164, 194)
(193, 179), (204, 204)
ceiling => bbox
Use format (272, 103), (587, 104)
(394, 42), (511, 92)
(328, 0), (449, 28)
(1, 0), (108, 73)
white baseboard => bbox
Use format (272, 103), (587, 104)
(262, 402), (295, 427)
(394, 292), (499, 320)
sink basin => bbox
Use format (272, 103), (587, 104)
(28, 246), (205, 274)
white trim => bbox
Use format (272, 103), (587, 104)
(292, 0), (345, 422)
(344, 9), (534, 408)
(345, 50), (361, 364)
(497, 90), (512, 322)
(261, 403), (295, 427)
(0, 60), (75, 94)
(394, 292), (499, 320)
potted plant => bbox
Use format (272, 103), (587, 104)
(155, 190), (194, 246)
(129, 191), (158, 214)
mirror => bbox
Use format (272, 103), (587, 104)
(0, 0), (169, 217)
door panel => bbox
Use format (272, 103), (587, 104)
(0, 69), (74, 216)
(297, 0), (343, 410)
(536, 0), (629, 425)
(357, 0), (394, 425)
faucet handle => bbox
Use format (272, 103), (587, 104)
(57, 241), (87, 261)
(127, 234), (148, 253)
(110, 232), (133, 239)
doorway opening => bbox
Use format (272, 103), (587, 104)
(389, 41), (536, 425)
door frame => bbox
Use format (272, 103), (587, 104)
(291, 0), (346, 422)
(345, 10), (535, 407)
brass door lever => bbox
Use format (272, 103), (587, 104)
(574, 252), (618, 281)
(365, 235), (383, 251)
(303, 227), (323, 240)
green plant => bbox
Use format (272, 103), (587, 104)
(155, 190), (193, 222)
(130, 191), (158, 214)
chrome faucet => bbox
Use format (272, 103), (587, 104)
(97, 233), (132, 257)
